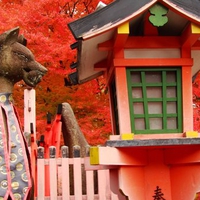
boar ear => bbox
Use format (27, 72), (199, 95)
(5, 27), (19, 45)
(18, 35), (27, 46)
(0, 27), (19, 46)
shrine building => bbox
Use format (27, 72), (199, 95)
(68, 0), (200, 199)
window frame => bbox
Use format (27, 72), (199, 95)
(126, 67), (182, 134)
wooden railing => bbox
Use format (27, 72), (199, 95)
(35, 145), (118, 200)
(24, 90), (118, 199)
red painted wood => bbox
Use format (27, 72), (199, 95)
(115, 68), (131, 134)
(113, 58), (193, 66)
(94, 59), (108, 71)
(61, 157), (70, 199)
(113, 33), (129, 48)
(181, 23), (200, 48)
(95, 144), (200, 199)
(98, 39), (113, 51)
(86, 171), (95, 200)
(125, 36), (181, 48)
(119, 167), (145, 199)
(182, 66), (193, 131)
(192, 40), (200, 49)
(111, 192), (119, 200)
(98, 36), (181, 51)
(49, 158), (58, 199)
(144, 149), (171, 199)
(181, 47), (193, 132)
(36, 151), (119, 199)
(164, 145), (200, 164)
(73, 157), (82, 200)
(37, 158), (45, 200)
(143, 12), (158, 36)
(30, 136), (37, 197)
(97, 146), (147, 166)
(98, 170), (109, 200)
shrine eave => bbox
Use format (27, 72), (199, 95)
(67, 0), (200, 84)
(106, 138), (200, 148)
(68, 0), (200, 40)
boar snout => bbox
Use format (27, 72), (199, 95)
(22, 62), (47, 87)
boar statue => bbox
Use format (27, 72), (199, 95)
(0, 27), (47, 200)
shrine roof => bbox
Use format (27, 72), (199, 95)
(68, 0), (200, 40)
(67, 0), (200, 84)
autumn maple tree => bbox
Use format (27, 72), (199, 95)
(193, 72), (200, 132)
(0, 0), (112, 145)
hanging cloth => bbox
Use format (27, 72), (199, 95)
(0, 93), (32, 200)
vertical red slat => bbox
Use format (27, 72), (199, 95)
(73, 146), (82, 200)
(61, 158), (70, 199)
(37, 147), (45, 200)
(61, 146), (70, 199)
(49, 146), (58, 199)
(86, 170), (95, 200)
(36, 145), (120, 200)
(98, 170), (110, 200)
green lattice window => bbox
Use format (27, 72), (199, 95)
(127, 68), (182, 134)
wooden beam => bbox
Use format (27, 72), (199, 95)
(90, 146), (147, 166)
(179, 48), (193, 132)
(125, 36), (181, 48)
(114, 22), (129, 48)
(98, 36), (181, 51)
(98, 24), (200, 50)
(165, 145), (200, 164)
(94, 59), (108, 71)
(181, 23), (200, 48)
(113, 58), (193, 66)
(114, 33), (129, 48)
(115, 68), (131, 134)
(192, 40), (200, 50)
(98, 39), (113, 51)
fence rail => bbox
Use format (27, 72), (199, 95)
(35, 145), (118, 200)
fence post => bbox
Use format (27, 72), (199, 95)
(73, 145), (82, 200)
(98, 169), (109, 200)
(85, 146), (95, 200)
(24, 88), (36, 139)
(37, 147), (45, 200)
(36, 145), (120, 200)
(49, 146), (58, 199)
(61, 146), (70, 199)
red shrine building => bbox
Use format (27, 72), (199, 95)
(68, 0), (200, 199)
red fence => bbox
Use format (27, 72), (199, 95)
(35, 145), (118, 200)
(24, 89), (118, 199)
